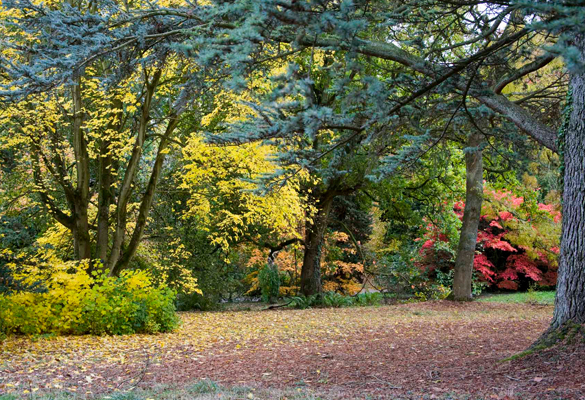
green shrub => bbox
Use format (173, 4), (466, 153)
(258, 264), (280, 303)
(286, 292), (383, 309)
(0, 267), (179, 336)
(354, 292), (383, 306)
(322, 291), (353, 307)
(287, 294), (320, 309)
(188, 379), (222, 394)
(176, 292), (219, 311)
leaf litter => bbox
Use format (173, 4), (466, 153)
(1, 301), (584, 399)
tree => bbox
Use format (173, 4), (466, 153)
(0, 1), (202, 275)
(452, 133), (484, 301)
(552, 34), (585, 330)
(3, 0), (585, 334)
(191, 0), (581, 325)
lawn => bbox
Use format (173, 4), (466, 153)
(477, 291), (556, 306)
(1, 299), (583, 400)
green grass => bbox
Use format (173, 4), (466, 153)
(477, 290), (555, 305)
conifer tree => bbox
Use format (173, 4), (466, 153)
(2, 0), (585, 334)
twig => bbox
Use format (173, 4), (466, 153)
(263, 301), (292, 310)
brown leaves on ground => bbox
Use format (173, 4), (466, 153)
(1, 301), (584, 399)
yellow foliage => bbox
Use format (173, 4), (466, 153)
(279, 286), (299, 296)
(0, 261), (178, 336)
(181, 135), (305, 252)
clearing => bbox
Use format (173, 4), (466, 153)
(1, 299), (584, 399)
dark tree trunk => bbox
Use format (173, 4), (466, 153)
(550, 34), (585, 330)
(71, 79), (91, 261)
(453, 133), (483, 301)
(96, 99), (123, 266)
(300, 195), (334, 296)
(96, 147), (113, 263)
(266, 249), (280, 304)
(73, 200), (92, 260)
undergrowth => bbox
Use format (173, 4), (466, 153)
(286, 291), (383, 309)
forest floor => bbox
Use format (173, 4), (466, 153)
(1, 299), (584, 400)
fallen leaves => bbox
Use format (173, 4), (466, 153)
(0, 301), (580, 399)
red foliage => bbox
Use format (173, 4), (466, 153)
(506, 254), (542, 282)
(551, 246), (560, 254)
(498, 211), (514, 221)
(417, 187), (560, 291)
(538, 203), (561, 223)
(496, 280), (519, 290)
(477, 231), (517, 253)
(473, 254), (496, 282)
(489, 220), (503, 229)
(498, 268), (519, 281)
(421, 239), (434, 250)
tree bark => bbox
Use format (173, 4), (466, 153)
(300, 194), (334, 296)
(550, 34), (585, 330)
(96, 99), (123, 265)
(453, 133), (483, 301)
(107, 70), (161, 272)
(71, 78), (91, 260)
(111, 115), (179, 275)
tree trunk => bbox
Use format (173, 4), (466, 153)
(300, 195), (334, 296)
(550, 34), (585, 330)
(110, 115), (179, 276)
(96, 145), (113, 263)
(97, 99), (123, 265)
(71, 78), (91, 261)
(107, 70), (161, 273)
(73, 200), (92, 260)
(266, 249), (280, 304)
(453, 132), (483, 301)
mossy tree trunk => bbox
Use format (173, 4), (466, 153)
(550, 33), (585, 331)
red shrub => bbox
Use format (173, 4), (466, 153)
(417, 186), (561, 291)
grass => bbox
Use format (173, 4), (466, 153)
(477, 290), (555, 305)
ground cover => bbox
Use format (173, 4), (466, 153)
(476, 291), (556, 306)
(1, 297), (583, 399)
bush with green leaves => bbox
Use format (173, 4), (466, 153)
(287, 294), (321, 309)
(322, 291), (354, 308)
(258, 264), (280, 303)
(0, 266), (179, 336)
(286, 291), (383, 309)
(354, 292), (383, 306)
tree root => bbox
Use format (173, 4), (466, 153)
(501, 322), (585, 362)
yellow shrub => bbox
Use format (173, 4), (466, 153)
(0, 264), (179, 336)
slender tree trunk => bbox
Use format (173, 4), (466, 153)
(453, 133), (483, 301)
(111, 116), (179, 275)
(107, 70), (161, 273)
(72, 78), (91, 261)
(266, 249), (280, 304)
(550, 34), (585, 330)
(300, 195), (334, 296)
(96, 145), (113, 263)
(97, 99), (123, 265)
